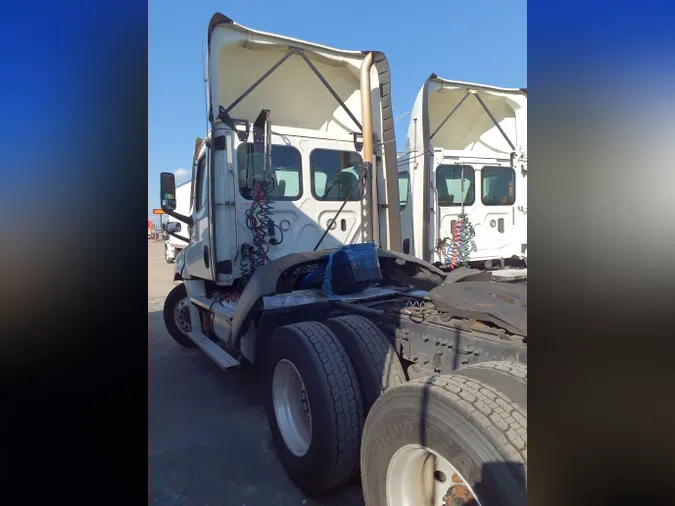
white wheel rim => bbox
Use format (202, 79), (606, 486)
(386, 444), (481, 506)
(272, 359), (312, 457)
(173, 297), (192, 334)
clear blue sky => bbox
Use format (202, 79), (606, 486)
(149, 0), (526, 218)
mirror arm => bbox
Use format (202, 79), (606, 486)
(168, 231), (190, 243)
(160, 207), (194, 227)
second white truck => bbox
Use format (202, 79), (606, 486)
(398, 77), (527, 271)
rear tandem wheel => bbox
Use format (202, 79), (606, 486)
(262, 321), (364, 494)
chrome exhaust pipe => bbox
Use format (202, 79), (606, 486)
(360, 52), (379, 246)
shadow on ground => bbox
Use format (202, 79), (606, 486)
(149, 309), (364, 506)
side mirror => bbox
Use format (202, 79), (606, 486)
(158, 172), (193, 228)
(166, 222), (182, 234)
(160, 172), (177, 212)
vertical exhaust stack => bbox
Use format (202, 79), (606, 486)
(360, 52), (402, 251)
(360, 52), (379, 246)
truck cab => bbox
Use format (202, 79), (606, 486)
(162, 13), (400, 290)
(400, 76), (527, 269)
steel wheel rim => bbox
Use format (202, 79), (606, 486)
(386, 444), (481, 506)
(272, 359), (312, 457)
(173, 297), (192, 334)
(165, 245), (170, 261)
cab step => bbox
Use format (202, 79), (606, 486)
(187, 329), (240, 370)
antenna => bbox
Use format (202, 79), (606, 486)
(201, 41), (208, 136)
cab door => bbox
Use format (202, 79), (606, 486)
(302, 141), (367, 249)
(472, 164), (517, 259)
(434, 163), (477, 263)
(184, 148), (215, 280)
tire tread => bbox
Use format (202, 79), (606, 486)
(408, 374), (527, 466)
(461, 360), (527, 380)
(454, 360), (527, 411)
(324, 315), (405, 408)
(287, 321), (363, 489)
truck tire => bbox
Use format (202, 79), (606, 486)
(162, 284), (196, 348)
(263, 321), (364, 494)
(361, 374), (527, 506)
(323, 315), (405, 414)
(455, 361), (527, 411)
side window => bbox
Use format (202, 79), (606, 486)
(310, 149), (363, 201)
(398, 172), (410, 210)
(237, 144), (302, 200)
(194, 155), (207, 211)
(436, 165), (475, 207)
(481, 166), (515, 206)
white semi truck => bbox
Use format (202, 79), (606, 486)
(398, 77), (527, 271)
(163, 179), (190, 263)
(159, 13), (527, 506)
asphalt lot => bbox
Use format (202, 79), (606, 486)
(148, 240), (364, 506)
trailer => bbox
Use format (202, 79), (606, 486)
(163, 179), (191, 263)
(159, 13), (526, 506)
(399, 77), (527, 272)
